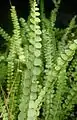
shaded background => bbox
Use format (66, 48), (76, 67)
(0, 0), (77, 49)
(0, 0), (77, 31)
(0, 0), (29, 33)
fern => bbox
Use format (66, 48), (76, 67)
(18, 1), (42, 120)
(0, 27), (11, 41)
(35, 39), (77, 119)
(0, 0), (77, 120)
(6, 6), (25, 120)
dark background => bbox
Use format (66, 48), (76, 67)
(0, 0), (77, 31)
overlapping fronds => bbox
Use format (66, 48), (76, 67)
(0, 0), (77, 120)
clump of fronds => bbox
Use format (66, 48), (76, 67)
(0, 0), (77, 120)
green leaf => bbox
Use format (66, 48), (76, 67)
(35, 25), (40, 29)
(57, 57), (64, 66)
(24, 70), (31, 79)
(70, 91), (75, 96)
(34, 50), (41, 57)
(35, 7), (39, 11)
(52, 70), (57, 77)
(18, 112), (25, 120)
(33, 67), (41, 75)
(0, 55), (5, 61)
(34, 58), (42, 66)
(67, 95), (71, 100)
(29, 45), (34, 53)
(19, 102), (25, 111)
(74, 39), (77, 44)
(60, 53), (68, 61)
(69, 43), (77, 50)
(29, 101), (35, 109)
(34, 43), (42, 48)
(55, 65), (61, 71)
(30, 18), (35, 24)
(29, 39), (35, 45)
(28, 109), (35, 118)
(35, 18), (40, 23)
(30, 92), (37, 100)
(24, 80), (31, 88)
(30, 25), (35, 31)
(65, 49), (74, 56)
(35, 30), (42, 35)
(22, 96), (29, 104)
(35, 12), (40, 16)
(35, 36), (42, 42)
(28, 32), (35, 38)
(31, 13), (35, 18)
(31, 83), (37, 92)
(19, 55), (25, 63)
(26, 61), (33, 69)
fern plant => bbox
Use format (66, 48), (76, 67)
(0, 0), (77, 120)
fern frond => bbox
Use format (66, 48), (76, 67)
(49, 69), (68, 120)
(19, 18), (30, 44)
(18, 69), (32, 120)
(18, 1), (42, 120)
(58, 16), (77, 53)
(52, 0), (61, 7)
(6, 6), (25, 120)
(0, 27), (11, 41)
(2, 106), (8, 120)
(10, 6), (25, 63)
(62, 82), (77, 119)
(27, 1), (42, 119)
(41, 4), (59, 118)
(35, 39), (77, 115)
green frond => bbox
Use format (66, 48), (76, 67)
(0, 1), (77, 120)
(52, 0), (61, 7)
(59, 16), (77, 53)
(27, 1), (43, 119)
(18, 1), (43, 120)
(10, 6), (25, 63)
(36, 39), (77, 117)
(0, 27), (11, 41)
(19, 18), (29, 45)
(2, 106), (8, 120)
